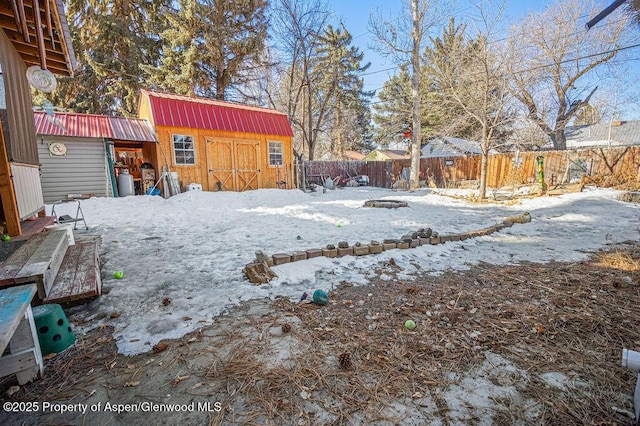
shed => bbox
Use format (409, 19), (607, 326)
(34, 112), (158, 203)
(363, 149), (410, 162)
(0, 0), (76, 236)
(137, 90), (294, 192)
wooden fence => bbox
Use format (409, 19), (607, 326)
(301, 146), (640, 189)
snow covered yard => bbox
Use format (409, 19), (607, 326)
(2, 186), (639, 425)
(53, 186), (638, 355)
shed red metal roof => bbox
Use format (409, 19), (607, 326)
(141, 90), (294, 137)
(34, 112), (157, 142)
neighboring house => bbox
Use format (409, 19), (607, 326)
(137, 90), (294, 192)
(34, 112), (158, 203)
(565, 120), (640, 149)
(0, 1), (76, 236)
(421, 136), (498, 158)
(363, 149), (410, 161)
(344, 150), (366, 161)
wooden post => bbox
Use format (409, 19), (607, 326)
(0, 123), (21, 236)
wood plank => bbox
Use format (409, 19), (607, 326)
(0, 114), (21, 237)
(10, 306), (43, 383)
(44, 239), (101, 306)
(0, 231), (48, 287)
(15, 230), (69, 298)
(0, 283), (37, 355)
(0, 348), (39, 385)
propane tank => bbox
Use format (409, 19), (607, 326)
(117, 169), (135, 197)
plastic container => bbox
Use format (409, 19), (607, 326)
(117, 169), (135, 197)
(622, 349), (640, 371)
(32, 304), (76, 355)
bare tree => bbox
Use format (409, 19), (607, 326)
(427, 2), (513, 199)
(369, 0), (446, 189)
(269, 0), (331, 160)
(506, 0), (632, 150)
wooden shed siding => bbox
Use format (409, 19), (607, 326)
(152, 124), (293, 192)
(38, 136), (111, 203)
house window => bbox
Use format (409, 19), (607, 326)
(173, 134), (195, 165)
(269, 142), (283, 166)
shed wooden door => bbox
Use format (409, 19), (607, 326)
(206, 139), (260, 191)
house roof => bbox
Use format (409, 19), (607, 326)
(140, 90), (294, 137)
(34, 111), (158, 142)
(344, 150), (366, 160)
(0, 0), (76, 75)
(565, 121), (640, 148)
(421, 136), (495, 157)
(364, 149), (410, 161)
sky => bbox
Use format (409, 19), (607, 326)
(324, 0), (640, 119)
(50, 185), (640, 356)
(326, 0), (555, 96)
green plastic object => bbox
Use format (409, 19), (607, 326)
(32, 304), (76, 356)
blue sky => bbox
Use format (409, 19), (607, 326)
(323, 0), (640, 117)
(325, 0), (554, 94)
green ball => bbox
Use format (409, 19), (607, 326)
(1, 235), (10, 242)
(312, 289), (329, 305)
(404, 319), (416, 330)
(114, 271), (124, 279)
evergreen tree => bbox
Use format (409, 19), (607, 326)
(372, 66), (413, 149)
(36, 0), (162, 116)
(313, 24), (373, 158)
(144, 0), (268, 100)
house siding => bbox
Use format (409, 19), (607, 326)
(38, 136), (111, 203)
(0, 30), (38, 164)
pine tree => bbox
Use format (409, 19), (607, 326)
(144, 0), (268, 100)
(313, 24), (373, 158)
(36, 0), (162, 116)
(372, 66), (413, 149)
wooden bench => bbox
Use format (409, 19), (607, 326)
(44, 236), (102, 306)
(0, 229), (70, 299)
(0, 284), (43, 385)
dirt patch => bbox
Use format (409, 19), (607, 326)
(1, 243), (639, 425)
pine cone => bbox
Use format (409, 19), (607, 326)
(338, 352), (351, 369)
(281, 323), (291, 333)
(162, 297), (171, 306)
(153, 342), (169, 353)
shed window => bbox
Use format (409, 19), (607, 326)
(269, 142), (283, 166)
(173, 134), (195, 165)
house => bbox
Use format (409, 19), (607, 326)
(344, 150), (366, 161)
(34, 112), (158, 202)
(0, 0), (76, 236)
(363, 149), (410, 161)
(137, 90), (294, 192)
(421, 136), (498, 158)
(565, 120), (640, 149)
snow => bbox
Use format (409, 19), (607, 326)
(48, 186), (639, 355)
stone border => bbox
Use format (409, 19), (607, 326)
(243, 212), (532, 284)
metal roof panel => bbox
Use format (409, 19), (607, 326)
(140, 90), (293, 137)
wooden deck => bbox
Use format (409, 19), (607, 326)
(0, 229), (102, 306)
(13, 216), (56, 242)
(44, 237), (101, 306)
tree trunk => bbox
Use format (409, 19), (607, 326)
(409, 0), (421, 190)
(479, 152), (488, 199)
(550, 128), (567, 150)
